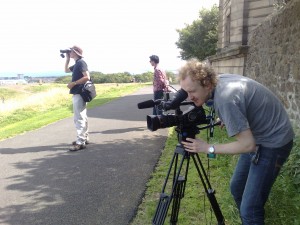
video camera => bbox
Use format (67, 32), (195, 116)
(60, 49), (71, 58)
(138, 88), (225, 225)
(137, 89), (209, 132)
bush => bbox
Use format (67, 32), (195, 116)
(56, 72), (137, 84)
(55, 70), (177, 84)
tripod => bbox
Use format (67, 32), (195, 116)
(152, 124), (225, 225)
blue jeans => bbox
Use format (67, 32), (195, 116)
(153, 90), (164, 115)
(230, 140), (293, 225)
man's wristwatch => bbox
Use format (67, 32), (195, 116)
(208, 145), (215, 154)
(207, 145), (216, 158)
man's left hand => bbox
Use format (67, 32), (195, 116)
(181, 138), (209, 153)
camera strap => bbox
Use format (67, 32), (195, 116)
(205, 89), (215, 108)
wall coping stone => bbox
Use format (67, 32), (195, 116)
(209, 45), (249, 62)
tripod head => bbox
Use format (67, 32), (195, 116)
(174, 107), (221, 149)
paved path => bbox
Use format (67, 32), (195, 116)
(0, 86), (167, 225)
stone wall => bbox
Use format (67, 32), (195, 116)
(212, 56), (245, 75)
(245, 0), (300, 129)
(212, 0), (275, 76)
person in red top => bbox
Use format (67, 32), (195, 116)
(149, 55), (169, 115)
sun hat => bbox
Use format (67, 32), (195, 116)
(71, 45), (83, 57)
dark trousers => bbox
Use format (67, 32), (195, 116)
(153, 90), (164, 115)
(230, 140), (293, 225)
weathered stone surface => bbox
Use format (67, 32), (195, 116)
(245, 0), (300, 129)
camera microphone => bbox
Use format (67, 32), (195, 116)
(137, 89), (188, 110)
(137, 99), (162, 109)
(163, 89), (188, 110)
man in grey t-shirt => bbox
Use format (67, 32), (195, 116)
(179, 59), (294, 225)
(214, 74), (294, 148)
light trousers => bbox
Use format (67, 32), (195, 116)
(72, 94), (89, 145)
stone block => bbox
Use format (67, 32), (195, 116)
(249, 1), (272, 9)
(248, 7), (274, 18)
(292, 64), (300, 80)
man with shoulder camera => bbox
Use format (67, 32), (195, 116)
(64, 45), (90, 151)
(179, 59), (294, 225)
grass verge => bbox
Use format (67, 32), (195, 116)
(131, 127), (300, 225)
(0, 83), (148, 140)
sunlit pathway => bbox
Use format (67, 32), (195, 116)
(0, 86), (167, 225)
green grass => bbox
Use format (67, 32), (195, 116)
(24, 83), (61, 93)
(0, 83), (148, 140)
(131, 127), (300, 225)
(0, 88), (20, 99)
(87, 84), (145, 109)
(266, 135), (300, 225)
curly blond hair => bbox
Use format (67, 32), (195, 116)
(178, 59), (218, 88)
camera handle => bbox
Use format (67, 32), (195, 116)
(152, 126), (225, 225)
(167, 85), (178, 93)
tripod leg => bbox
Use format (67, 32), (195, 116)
(152, 193), (171, 225)
(191, 154), (225, 225)
(152, 145), (187, 225)
(170, 176), (185, 224)
(170, 148), (190, 224)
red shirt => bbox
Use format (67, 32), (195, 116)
(153, 66), (168, 92)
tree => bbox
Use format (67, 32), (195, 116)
(133, 72), (153, 83)
(176, 5), (219, 61)
(166, 71), (176, 84)
(55, 71), (133, 84)
(55, 75), (72, 83)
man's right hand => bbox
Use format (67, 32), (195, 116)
(64, 54), (71, 73)
(66, 52), (70, 60)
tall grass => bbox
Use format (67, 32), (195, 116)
(0, 88), (20, 100)
(0, 88), (69, 114)
(0, 83), (147, 140)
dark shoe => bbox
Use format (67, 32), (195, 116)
(72, 140), (89, 145)
(69, 144), (86, 151)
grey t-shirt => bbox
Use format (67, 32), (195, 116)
(214, 74), (294, 148)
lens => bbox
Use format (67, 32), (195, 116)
(147, 115), (161, 131)
(146, 106), (207, 132)
(147, 114), (177, 131)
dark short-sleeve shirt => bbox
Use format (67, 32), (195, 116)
(214, 74), (294, 148)
(69, 58), (88, 94)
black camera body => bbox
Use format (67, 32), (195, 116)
(60, 49), (71, 58)
(138, 89), (209, 140)
(147, 105), (208, 132)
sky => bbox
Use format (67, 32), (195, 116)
(0, 0), (219, 75)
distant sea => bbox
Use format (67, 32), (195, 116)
(0, 71), (69, 77)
